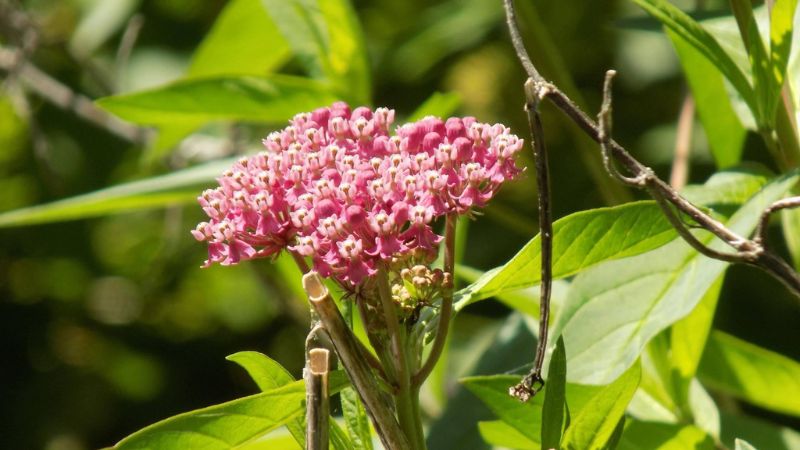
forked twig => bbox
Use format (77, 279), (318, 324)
(502, 0), (800, 401)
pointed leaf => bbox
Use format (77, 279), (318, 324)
(736, 439), (758, 450)
(227, 352), (306, 448)
(698, 331), (800, 417)
(561, 363), (641, 450)
(114, 373), (348, 450)
(478, 420), (539, 449)
(541, 336), (567, 449)
(632, 0), (757, 113)
(455, 201), (677, 309)
(97, 75), (337, 125)
(668, 29), (747, 168)
(340, 387), (372, 450)
(408, 92), (462, 122)
(617, 422), (714, 450)
(0, 158), (235, 228)
(188, 0), (290, 78)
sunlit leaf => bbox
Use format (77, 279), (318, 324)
(618, 422), (714, 450)
(736, 439), (758, 450)
(698, 331), (800, 417)
(633, 0), (757, 114)
(541, 336), (567, 449)
(227, 352), (305, 447)
(188, 0), (290, 77)
(407, 92), (462, 122)
(478, 420), (538, 449)
(553, 172), (800, 384)
(668, 29), (747, 168)
(341, 387), (372, 450)
(0, 158), (234, 228)
(261, 0), (370, 104)
(97, 75), (336, 125)
(455, 201), (677, 309)
(561, 363), (641, 450)
(114, 373), (348, 449)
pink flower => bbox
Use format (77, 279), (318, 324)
(192, 102), (524, 287)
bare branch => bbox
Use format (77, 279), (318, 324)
(0, 46), (148, 144)
(754, 196), (800, 246)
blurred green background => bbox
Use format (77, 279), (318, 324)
(1, 0), (798, 449)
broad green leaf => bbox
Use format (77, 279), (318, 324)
(0, 158), (234, 228)
(729, 0), (776, 125)
(680, 168), (770, 207)
(427, 315), (538, 450)
(318, 0), (371, 104)
(633, 0), (757, 114)
(455, 201), (677, 309)
(114, 373), (348, 449)
(698, 331), (800, 417)
(235, 428), (301, 450)
(188, 0), (290, 78)
(541, 336), (567, 450)
(462, 374), (603, 444)
(97, 75), (337, 125)
(561, 363), (642, 450)
(261, 0), (370, 104)
(407, 92), (462, 122)
(769, 0), (798, 94)
(340, 387), (372, 450)
(227, 351), (295, 391)
(669, 275), (724, 398)
(669, 29), (747, 168)
(478, 420), (539, 449)
(720, 411), (800, 450)
(554, 171), (800, 384)
(735, 439), (758, 450)
(227, 352), (306, 448)
(386, 0), (504, 82)
(260, 0), (329, 79)
(617, 422), (714, 450)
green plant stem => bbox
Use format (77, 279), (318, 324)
(394, 327), (426, 450)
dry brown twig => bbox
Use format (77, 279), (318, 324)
(503, 0), (800, 402)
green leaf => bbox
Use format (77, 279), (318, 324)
(668, 29), (747, 168)
(114, 373), (348, 449)
(680, 168), (771, 207)
(668, 275), (724, 400)
(561, 363), (641, 450)
(455, 201), (677, 309)
(729, 0), (776, 126)
(541, 336), (567, 450)
(188, 0), (290, 78)
(407, 92), (462, 122)
(340, 387), (372, 450)
(227, 351), (295, 391)
(318, 0), (371, 104)
(632, 0), (757, 114)
(478, 420), (539, 449)
(0, 158), (235, 228)
(261, 0), (370, 104)
(735, 439), (758, 450)
(97, 75), (337, 125)
(553, 171), (800, 384)
(617, 422), (714, 450)
(698, 330), (800, 417)
(462, 374), (603, 444)
(226, 352), (305, 448)
(768, 0), (798, 96)
(720, 411), (800, 450)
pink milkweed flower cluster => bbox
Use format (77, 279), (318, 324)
(192, 102), (524, 287)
